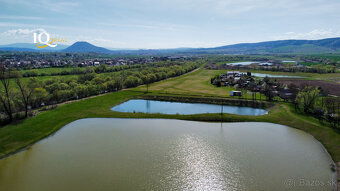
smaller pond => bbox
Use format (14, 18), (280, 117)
(227, 61), (255, 66)
(250, 73), (303, 78)
(282, 60), (297, 63)
(111, 99), (268, 116)
(227, 61), (273, 66)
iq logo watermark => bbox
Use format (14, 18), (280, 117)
(33, 31), (67, 48)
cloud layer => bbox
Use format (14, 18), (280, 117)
(0, 0), (340, 48)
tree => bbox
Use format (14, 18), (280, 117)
(31, 87), (48, 108)
(94, 64), (107, 73)
(111, 75), (123, 91)
(16, 76), (40, 117)
(263, 76), (270, 83)
(262, 82), (275, 101)
(124, 76), (141, 88)
(287, 83), (299, 110)
(78, 72), (95, 83)
(0, 66), (14, 121)
(324, 98), (340, 127)
(295, 86), (320, 113)
(91, 76), (105, 85)
(145, 73), (156, 93)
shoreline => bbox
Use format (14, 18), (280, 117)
(0, 117), (337, 190)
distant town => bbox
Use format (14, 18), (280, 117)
(0, 52), (193, 69)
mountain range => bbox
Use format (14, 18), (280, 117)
(1, 37), (340, 55)
(0, 43), (68, 51)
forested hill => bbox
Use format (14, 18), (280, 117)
(191, 37), (340, 54)
(1, 37), (340, 54)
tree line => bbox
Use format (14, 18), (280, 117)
(0, 61), (200, 125)
(20, 61), (189, 77)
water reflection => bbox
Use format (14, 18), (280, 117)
(251, 73), (302, 78)
(170, 134), (235, 190)
(0, 119), (335, 191)
(146, 100), (150, 113)
(112, 99), (268, 116)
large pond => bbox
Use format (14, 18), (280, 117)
(111, 99), (268, 116)
(0, 119), (335, 191)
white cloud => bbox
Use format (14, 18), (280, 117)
(122, 0), (340, 18)
(41, 1), (79, 13)
(0, 28), (48, 43)
(274, 29), (340, 40)
(0, 0), (79, 14)
(0, 16), (44, 20)
(96, 22), (193, 32)
(1, 28), (47, 37)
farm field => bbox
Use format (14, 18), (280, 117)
(19, 67), (76, 75)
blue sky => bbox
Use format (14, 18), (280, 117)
(1, 0), (340, 49)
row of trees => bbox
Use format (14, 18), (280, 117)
(0, 62), (200, 125)
(294, 86), (340, 128)
(21, 61), (186, 77)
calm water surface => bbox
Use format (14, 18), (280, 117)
(111, 99), (268, 116)
(228, 61), (257, 65)
(0, 119), (336, 191)
(227, 61), (273, 66)
(251, 73), (302, 78)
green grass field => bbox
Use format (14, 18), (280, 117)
(19, 67), (76, 75)
(134, 69), (266, 99)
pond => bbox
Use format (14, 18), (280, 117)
(0, 119), (335, 191)
(227, 61), (273, 66)
(250, 73), (303, 78)
(111, 99), (268, 116)
(282, 60), (297, 63)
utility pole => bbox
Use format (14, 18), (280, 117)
(221, 102), (223, 122)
